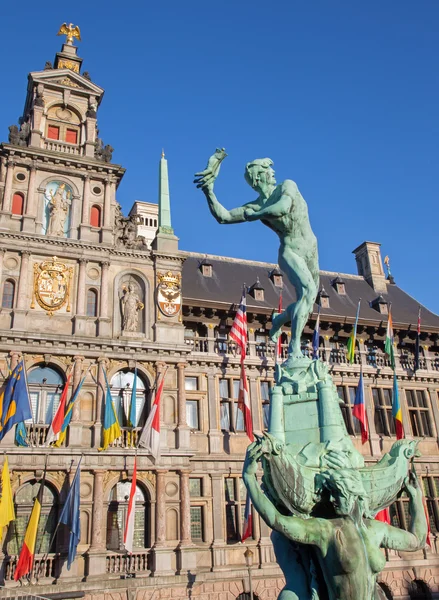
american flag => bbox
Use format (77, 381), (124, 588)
(230, 292), (247, 359)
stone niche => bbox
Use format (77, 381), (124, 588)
(114, 272), (148, 338)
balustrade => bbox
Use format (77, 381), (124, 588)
(24, 423), (53, 447)
(43, 140), (81, 155)
(3, 554), (59, 581)
(106, 550), (151, 574)
(109, 427), (141, 448)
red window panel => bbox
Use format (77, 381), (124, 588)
(47, 125), (60, 140)
(11, 193), (24, 216)
(90, 205), (101, 228)
(66, 129), (78, 144)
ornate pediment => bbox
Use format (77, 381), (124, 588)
(29, 69), (104, 96)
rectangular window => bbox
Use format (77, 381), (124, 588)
(186, 400), (199, 429)
(372, 387), (395, 436)
(44, 392), (61, 425)
(185, 376), (198, 391)
(47, 125), (60, 140)
(189, 478), (202, 497)
(406, 389), (433, 437)
(260, 381), (271, 429)
(190, 506), (203, 541)
(336, 385), (361, 436)
(224, 476), (247, 543)
(65, 128), (78, 144)
(423, 477), (439, 534)
(29, 392), (39, 423)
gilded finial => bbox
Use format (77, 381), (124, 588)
(57, 22), (81, 45)
(161, 149), (165, 159)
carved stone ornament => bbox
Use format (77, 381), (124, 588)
(156, 271), (182, 317)
(31, 256), (73, 315)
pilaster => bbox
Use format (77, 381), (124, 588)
(69, 355), (85, 446)
(86, 469), (107, 577)
(98, 261), (111, 337)
(176, 362), (190, 449)
(79, 175), (93, 240)
(177, 469), (195, 573)
(207, 370), (222, 453)
(74, 259), (88, 335)
(12, 250), (31, 330)
(211, 472), (228, 570)
(93, 357), (107, 447)
(152, 469), (174, 575)
(22, 163), (37, 233)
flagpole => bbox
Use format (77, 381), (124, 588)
(21, 354), (35, 446)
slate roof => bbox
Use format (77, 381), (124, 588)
(181, 252), (439, 330)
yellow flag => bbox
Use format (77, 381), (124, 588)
(0, 456), (15, 540)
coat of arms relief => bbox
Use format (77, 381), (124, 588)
(31, 256), (73, 315)
(156, 271), (182, 319)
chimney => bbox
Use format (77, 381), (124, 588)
(352, 241), (387, 293)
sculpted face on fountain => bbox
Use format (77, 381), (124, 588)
(244, 159), (277, 196)
(318, 468), (367, 518)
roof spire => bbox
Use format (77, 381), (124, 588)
(158, 151), (173, 235)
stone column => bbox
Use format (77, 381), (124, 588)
(211, 473), (227, 570)
(69, 356), (84, 447)
(1, 159), (15, 213)
(10, 351), (20, 371)
(12, 251), (31, 330)
(82, 175), (91, 224)
(152, 469), (174, 575)
(74, 259), (88, 335)
(87, 469), (106, 576)
(98, 261), (111, 337)
(0, 156), (6, 183)
(207, 369), (222, 453)
(93, 358), (107, 447)
(101, 178), (113, 243)
(176, 362), (190, 449)
(22, 164), (37, 233)
(177, 469), (195, 573)
(0, 249), (5, 286)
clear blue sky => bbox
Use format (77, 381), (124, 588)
(1, 1), (438, 313)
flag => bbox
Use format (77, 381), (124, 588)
(45, 373), (72, 446)
(230, 291), (248, 359)
(352, 368), (368, 444)
(138, 368), (167, 457)
(392, 372), (404, 440)
(15, 421), (28, 447)
(59, 459), (81, 569)
(275, 292), (283, 364)
(347, 300), (361, 364)
(127, 367), (137, 447)
(0, 360), (32, 442)
(53, 368), (89, 448)
(385, 308), (395, 369)
(414, 306), (421, 372)
(374, 508), (390, 524)
(241, 492), (253, 542)
(123, 457), (137, 553)
(99, 367), (121, 451)
(14, 473), (46, 580)
(421, 494), (432, 547)
(0, 457), (15, 541)
(312, 306), (320, 360)
(238, 362), (254, 442)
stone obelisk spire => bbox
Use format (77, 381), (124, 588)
(153, 150), (178, 252)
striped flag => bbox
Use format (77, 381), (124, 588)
(45, 373), (72, 446)
(138, 368), (167, 458)
(414, 306), (421, 372)
(238, 362), (254, 442)
(14, 472), (46, 580)
(385, 308), (396, 369)
(0, 457), (15, 541)
(124, 457), (137, 553)
(421, 493), (432, 547)
(241, 492), (253, 542)
(347, 300), (361, 364)
(230, 291), (248, 359)
(352, 368), (368, 444)
(127, 367), (137, 447)
(275, 292), (283, 364)
(53, 368), (89, 448)
(59, 459), (81, 569)
(99, 367), (122, 451)
(312, 306), (320, 360)
(392, 372), (404, 440)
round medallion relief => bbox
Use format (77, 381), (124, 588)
(80, 482), (92, 498)
(87, 267), (100, 280)
(165, 482), (178, 497)
(5, 257), (19, 271)
(56, 107), (73, 121)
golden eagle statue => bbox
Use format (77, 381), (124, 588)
(57, 23), (81, 45)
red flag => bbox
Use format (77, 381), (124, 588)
(422, 494), (432, 547)
(275, 292), (283, 364)
(138, 369), (167, 457)
(124, 457), (137, 553)
(45, 373), (72, 445)
(238, 362), (254, 442)
(241, 492), (253, 542)
(375, 508), (390, 524)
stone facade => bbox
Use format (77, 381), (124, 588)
(0, 38), (439, 600)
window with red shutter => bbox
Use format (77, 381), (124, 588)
(66, 129), (78, 144)
(12, 193), (24, 215)
(90, 205), (101, 228)
(47, 125), (60, 140)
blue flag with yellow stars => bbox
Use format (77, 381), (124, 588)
(0, 360), (32, 442)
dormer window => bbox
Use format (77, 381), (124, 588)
(200, 259), (213, 278)
(332, 276), (346, 295)
(370, 295), (388, 315)
(250, 277), (264, 302)
(318, 286), (330, 309)
(270, 266), (283, 288)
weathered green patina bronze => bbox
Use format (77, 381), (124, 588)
(194, 151), (427, 600)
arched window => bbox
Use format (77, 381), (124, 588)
(109, 370), (149, 428)
(86, 288), (98, 317)
(409, 580), (432, 600)
(2, 280), (15, 309)
(27, 365), (65, 424)
(378, 582), (393, 599)
(12, 192), (24, 216)
(90, 205), (101, 228)
(7, 481), (59, 556)
(106, 482), (148, 550)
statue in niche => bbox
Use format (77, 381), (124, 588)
(47, 183), (71, 237)
(121, 284), (144, 332)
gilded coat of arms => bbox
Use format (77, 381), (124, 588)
(156, 271), (182, 318)
(31, 256), (73, 314)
